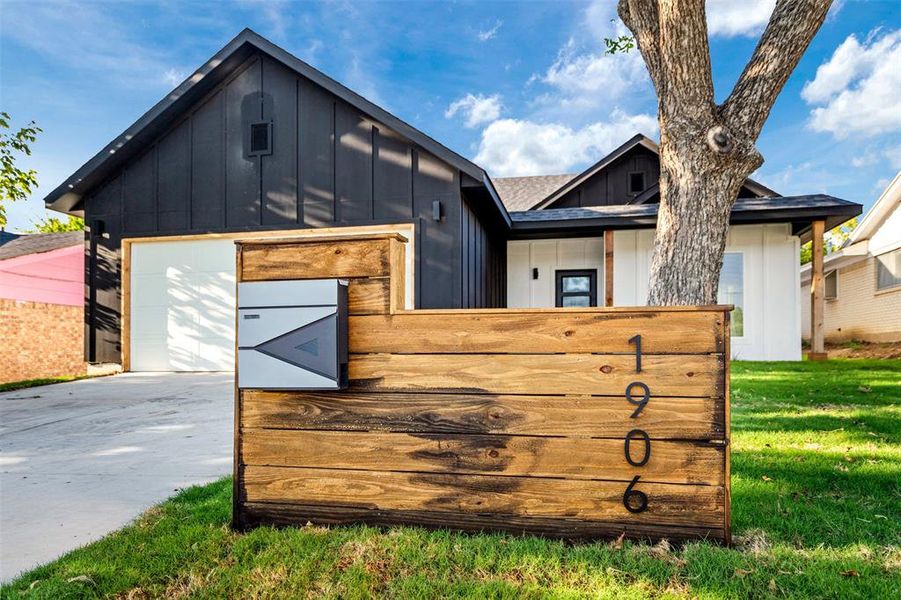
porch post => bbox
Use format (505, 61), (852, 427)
(809, 219), (827, 360)
(604, 230), (614, 307)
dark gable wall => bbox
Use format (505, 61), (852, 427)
(82, 51), (498, 363)
(550, 146), (660, 208)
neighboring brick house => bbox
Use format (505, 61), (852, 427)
(801, 173), (901, 343)
(0, 231), (86, 383)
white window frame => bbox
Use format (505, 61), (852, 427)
(825, 269), (838, 301)
(718, 251), (745, 339)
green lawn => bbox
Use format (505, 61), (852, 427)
(0, 376), (87, 393)
(4, 360), (899, 599)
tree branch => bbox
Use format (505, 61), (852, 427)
(722, 0), (832, 139)
(656, 0), (715, 124)
(618, 0), (663, 94)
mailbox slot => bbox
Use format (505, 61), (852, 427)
(237, 279), (348, 390)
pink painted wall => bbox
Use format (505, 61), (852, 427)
(0, 245), (84, 306)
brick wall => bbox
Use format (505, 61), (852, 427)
(801, 256), (901, 343)
(0, 299), (86, 384)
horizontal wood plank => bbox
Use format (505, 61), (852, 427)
(238, 501), (726, 543)
(241, 430), (725, 485)
(349, 312), (724, 354)
(348, 278), (390, 315)
(349, 353), (723, 397)
(240, 391), (725, 439)
(243, 466), (725, 527)
(241, 238), (393, 280)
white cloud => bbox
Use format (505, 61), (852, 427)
(162, 68), (188, 87)
(0, 1), (190, 90)
(477, 20), (503, 42)
(445, 94), (503, 128)
(535, 2), (649, 113)
(706, 0), (775, 37)
(473, 110), (658, 177)
(802, 29), (901, 138)
(539, 39), (649, 111)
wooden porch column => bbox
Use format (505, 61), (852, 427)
(809, 219), (827, 360)
(604, 230), (614, 307)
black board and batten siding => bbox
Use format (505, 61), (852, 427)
(81, 51), (503, 364)
(550, 146), (660, 209)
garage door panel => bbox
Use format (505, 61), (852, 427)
(130, 239), (236, 372)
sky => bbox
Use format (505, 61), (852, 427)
(1, 0), (899, 232)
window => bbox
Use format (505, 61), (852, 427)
(825, 270), (838, 300)
(628, 172), (646, 194)
(876, 249), (901, 291)
(717, 253), (744, 337)
(555, 270), (597, 307)
(249, 121), (272, 156)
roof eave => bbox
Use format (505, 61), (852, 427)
(530, 133), (658, 210)
(46, 28), (489, 216)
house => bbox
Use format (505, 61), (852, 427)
(0, 231), (85, 383)
(800, 172), (900, 344)
(43, 29), (860, 369)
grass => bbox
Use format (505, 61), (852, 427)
(0, 376), (87, 393)
(3, 360), (899, 599)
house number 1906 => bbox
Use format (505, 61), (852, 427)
(622, 334), (650, 514)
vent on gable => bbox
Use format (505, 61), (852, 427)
(628, 171), (646, 195)
(249, 121), (272, 156)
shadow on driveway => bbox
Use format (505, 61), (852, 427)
(0, 372), (233, 581)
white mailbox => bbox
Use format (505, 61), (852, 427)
(237, 279), (348, 390)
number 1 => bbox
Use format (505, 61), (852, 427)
(628, 334), (642, 373)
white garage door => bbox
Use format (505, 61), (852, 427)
(130, 239), (236, 371)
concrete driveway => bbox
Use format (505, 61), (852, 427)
(0, 373), (233, 582)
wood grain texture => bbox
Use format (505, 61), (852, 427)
(241, 238), (394, 280)
(242, 466), (725, 527)
(347, 278), (390, 315)
(349, 311), (723, 354)
(241, 391), (725, 439)
(349, 353), (723, 397)
(388, 236), (406, 312)
(239, 501), (726, 542)
(241, 429), (725, 485)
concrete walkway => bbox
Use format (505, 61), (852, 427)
(0, 373), (233, 582)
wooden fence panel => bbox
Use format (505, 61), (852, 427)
(233, 233), (732, 544)
(240, 391), (726, 439)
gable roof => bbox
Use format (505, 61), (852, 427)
(0, 231), (83, 261)
(44, 28), (504, 219)
(529, 133), (780, 210)
(493, 174), (575, 212)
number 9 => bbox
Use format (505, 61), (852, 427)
(625, 381), (650, 418)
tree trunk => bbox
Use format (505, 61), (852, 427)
(648, 147), (749, 305)
(617, 0), (833, 306)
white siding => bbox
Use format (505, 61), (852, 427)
(506, 238), (605, 308)
(611, 224), (801, 360)
(130, 239), (236, 371)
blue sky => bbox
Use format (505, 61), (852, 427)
(1, 0), (899, 231)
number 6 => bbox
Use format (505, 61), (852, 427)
(622, 475), (648, 513)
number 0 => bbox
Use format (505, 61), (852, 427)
(624, 429), (651, 466)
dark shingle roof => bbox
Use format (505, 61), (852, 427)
(509, 195), (862, 243)
(0, 231), (83, 261)
(492, 174), (575, 212)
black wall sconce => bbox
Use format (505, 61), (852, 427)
(432, 200), (442, 221)
(532, 267), (539, 280)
